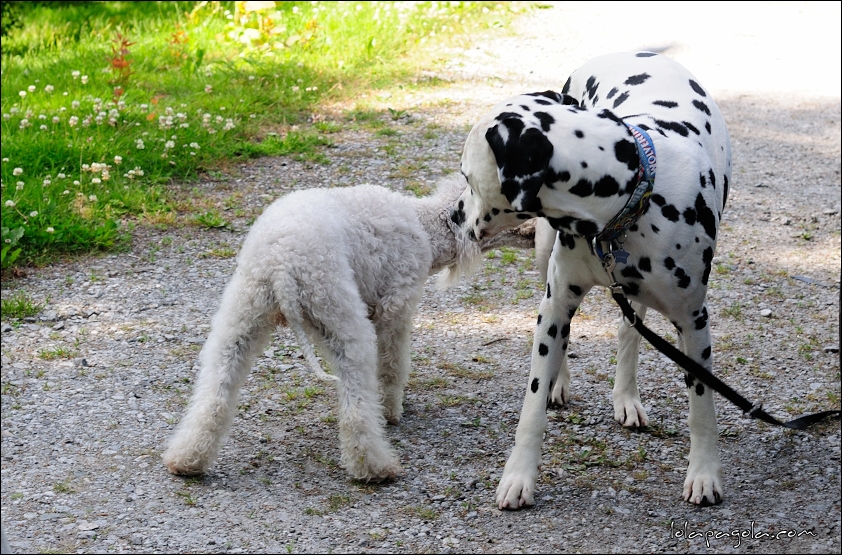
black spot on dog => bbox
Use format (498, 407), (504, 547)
(683, 207), (697, 225)
(495, 111), (523, 122)
(702, 246), (714, 285)
(538, 343), (549, 356)
(692, 99), (711, 115)
(695, 383), (705, 396)
(520, 105), (530, 111)
(650, 193), (666, 206)
(674, 267), (691, 289)
(569, 179), (594, 197)
(560, 323), (570, 338)
(636, 51), (657, 57)
(567, 307), (577, 319)
(683, 121), (700, 135)
(594, 175), (620, 197)
(546, 282), (552, 299)
(561, 77), (571, 95)
(625, 73), (651, 85)
(653, 100), (678, 108)
(620, 265), (644, 279)
(676, 243), (682, 250)
(606, 87), (619, 99)
(531, 378), (540, 392)
(651, 224), (660, 233)
(537, 314), (543, 325)
(574, 129), (585, 138)
(486, 119), (554, 212)
(654, 119), (689, 137)
(517, 213), (533, 220)
(723, 174), (729, 209)
(491, 208), (500, 215)
(699, 172), (706, 188)
(694, 193), (717, 240)
(547, 324), (558, 339)
(581, 161), (588, 169)
(569, 284), (582, 296)
(585, 76), (599, 100)
(622, 282), (640, 296)
(556, 231), (576, 250)
(614, 139), (639, 172)
(534, 111), (555, 132)
(708, 168), (716, 189)
(694, 307), (708, 330)
(661, 204), (680, 221)
(597, 109), (623, 124)
(613, 91), (630, 109)
(575, 219), (599, 236)
(689, 79), (707, 97)
(701, 346), (711, 360)
(527, 90), (566, 103)
(664, 257), (676, 270)
(638, 257), (651, 272)
(684, 374), (695, 388)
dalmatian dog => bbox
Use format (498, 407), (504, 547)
(450, 51), (731, 508)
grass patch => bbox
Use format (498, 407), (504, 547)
(1, 289), (43, 318)
(1, 1), (522, 267)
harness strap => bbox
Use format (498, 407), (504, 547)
(609, 285), (841, 430)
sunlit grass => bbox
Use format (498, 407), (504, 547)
(1, 1), (521, 267)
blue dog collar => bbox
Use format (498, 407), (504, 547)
(594, 124), (656, 244)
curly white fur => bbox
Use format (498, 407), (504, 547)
(163, 174), (536, 482)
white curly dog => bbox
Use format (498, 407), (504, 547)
(163, 175), (536, 482)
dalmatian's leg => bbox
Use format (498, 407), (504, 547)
(549, 282), (591, 406)
(678, 304), (723, 505)
(613, 301), (649, 428)
(497, 268), (588, 509)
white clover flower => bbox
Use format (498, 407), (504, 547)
(114, 155), (122, 165)
(29, 211), (38, 217)
(19, 90), (27, 98)
(91, 178), (101, 184)
(43, 178), (51, 186)
(88, 195), (97, 202)
(136, 139), (145, 149)
(72, 181), (80, 186)
(165, 140), (175, 149)
(223, 119), (235, 131)
(16, 181), (24, 190)
(291, 86), (299, 92)
(38, 113), (46, 120)
(47, 227), (55, 233)
(40, 124), (48, 131)
(205, 84), (212, 93)
(81, 75), (88, 84)
(3, 114), (9, 120)
(57, 173), (66, 179)
(45, 84), (54, 93)
(179, 123), (189, 128)
(63, 190), (70, 194)
(52, 116), (60, 124)
(190, 142), (200, 149)
(2, 157), (8, 162)
(10, 107), (19, 114)
(27, 85), (36, 93)
(19, 119), (31, 129)
(71, 100), (80, 109)
(82, 163), (90, 171)
(68, 115), (79, 127)
(72, 70), (80, 79)
(5, 200), (15, 207)
(13, 167), (23, 176)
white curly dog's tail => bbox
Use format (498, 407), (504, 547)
(282, 308), (340, 383)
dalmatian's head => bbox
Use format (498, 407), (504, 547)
(450, 91), (579, 241)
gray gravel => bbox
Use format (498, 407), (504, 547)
(2, 3), (840, 553)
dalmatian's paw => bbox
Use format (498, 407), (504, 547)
(612, 394), (649, 428)
(496, 451), (540, 510)
(683, 462), (724, 506)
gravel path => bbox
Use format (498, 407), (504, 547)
(2, 3), (840, 553)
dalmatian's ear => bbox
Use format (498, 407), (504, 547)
(485, 117), (553, 213)
(527, 90), (579, 106)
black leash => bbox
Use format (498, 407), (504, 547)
(609, 284), (841, 430)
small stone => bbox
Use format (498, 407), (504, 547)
(760, 309), (772, 318)
(823, 346), (839, 353)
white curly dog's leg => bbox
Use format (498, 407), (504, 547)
(163, 271), (275, 475)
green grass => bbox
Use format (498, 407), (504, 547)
(1, 1), (522, 267)
(1, 290), (43, 318)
